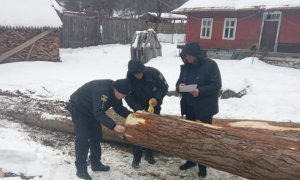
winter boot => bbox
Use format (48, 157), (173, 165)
(76, 171), (92, 180)
(198, 164), (207, 178)
(179, 161), (196, 170)
(91, 161), (110, 172)
(132, 158), (140, 168)
(145, 154), (156, 164)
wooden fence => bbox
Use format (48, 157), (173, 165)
(147, 22), (186, 34)
(60, 13), (147, 48)
(59, 13), (102, 48)
(102, 19), (147, 44)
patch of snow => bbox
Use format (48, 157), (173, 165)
(173, 0), (300, 12)
(41, 113), (71, 121)
(157, 33), (186, 43)
(0, 0), (63, 29)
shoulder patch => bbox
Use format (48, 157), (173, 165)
(101, 94), (108, 102)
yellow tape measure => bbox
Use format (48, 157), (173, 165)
(148, 100), (154, 113)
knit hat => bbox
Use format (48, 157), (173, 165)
(114, 78), (131, 95)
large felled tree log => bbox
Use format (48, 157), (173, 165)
(125, 112), (300, 180)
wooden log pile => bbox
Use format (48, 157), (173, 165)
(0, 28), (60, 63)
(125, 112), (300, 180)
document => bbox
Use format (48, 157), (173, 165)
(179, 84), (197, 92)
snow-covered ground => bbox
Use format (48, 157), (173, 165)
(0, 43), (299, 122)
(0, 118), (245, 180)
(0, 42), (300, 179)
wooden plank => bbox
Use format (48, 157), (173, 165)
(0, 30), (52, 63)
(25, 42), (35, 61)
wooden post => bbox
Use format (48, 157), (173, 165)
(125, 112), (300, 180)
(172, 19), (175, 43)
(0, 168), (4, 178)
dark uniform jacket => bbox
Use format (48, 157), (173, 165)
(125, 60), (169, 113)
(176, 42), (222, 118)
(70, 80), (131, 130)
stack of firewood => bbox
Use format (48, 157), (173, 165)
(0, 28), (60, 62)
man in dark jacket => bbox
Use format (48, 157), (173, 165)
(176, 42), (222, 178)
(125, 59), (169, 168)
(69, 79), (132, 180)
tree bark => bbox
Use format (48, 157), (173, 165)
(125, 112), (300, 180)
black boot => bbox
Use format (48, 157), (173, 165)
(76, 171), (92, 180)
(91, 162), (110, 172)
(179, 161), (196, 170)
(198, 164), (207, 178)
(145, 154), (156, 164)
(132, 158), (140, 168)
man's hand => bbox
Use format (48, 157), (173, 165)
(179, 83), (186, 87)
(114, 125), (126, 133)
(150, 98), (157, 106)
(190, 89), (199, 97)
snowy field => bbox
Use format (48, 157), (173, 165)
(0, 42), (300, 179)
(0, 43), (299, 122)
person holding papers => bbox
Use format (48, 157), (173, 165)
(175, 42), (222, 178)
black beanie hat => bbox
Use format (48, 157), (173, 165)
(114, 78), (131, 95)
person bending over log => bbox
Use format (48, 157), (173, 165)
(68, 79), (132, 180)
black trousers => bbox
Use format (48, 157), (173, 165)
(132, 146), (153, 161)
(71, 104), (103, 172)
(185, 105), (212, 172)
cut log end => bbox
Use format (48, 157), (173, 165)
(125, 113), (146, 126)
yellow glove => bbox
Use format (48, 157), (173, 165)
(148, 100), (154, 113)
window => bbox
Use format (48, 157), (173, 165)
(200, 18), (213, 39)
(265, 13), (281, 21)
(222, 18), (237, 40)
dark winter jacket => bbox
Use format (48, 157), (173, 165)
(70, 80), (131, 130)
(176, 42), (222, 118)
(125, 59), (169, 114)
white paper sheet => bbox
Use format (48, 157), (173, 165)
(179, 84), (197, 92)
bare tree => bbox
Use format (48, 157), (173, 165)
(144, 0), (187, 32)
(62, 0), (187, 21)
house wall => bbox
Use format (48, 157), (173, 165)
(185, 10), (300, 53)
(277, 10), (300, 53)
(0, 29), (60, 62)
(186, 11), (263, 50)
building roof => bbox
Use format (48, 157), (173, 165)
(0, 0), (63, 29)
(140, 12), (187, 20)
(172, 0), (300, 13)
(50, 0), (64, 14)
